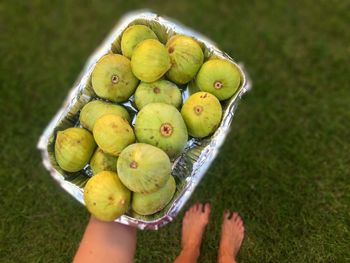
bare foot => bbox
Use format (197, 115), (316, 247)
(174, 203), (211, 263)
(218, 211), (245, 263)
(182, 203), (211, 250)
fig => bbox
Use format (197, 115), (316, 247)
(121, 25), (158, 58)
(131, 39), (171, 82)
(135, 103), (188, 158)
(181, 92), (222, 138)
(196, 59), (241, 101)
(80, 100), (130, 131)
(93, 114), (135, 156)
(90, 147), (118, 174)
(84, 171), (131, 222)
(117, 143), (171, 193)
(92, 54), (139, 102)
(166, 35), (204, 84)
(55, 127), (96, 172)
(132, 176), (176, 215)
(134, 79), (182, 110)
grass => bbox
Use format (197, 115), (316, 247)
(0, 0), (349, 262)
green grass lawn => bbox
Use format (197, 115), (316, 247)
(1, 1), (349, 262)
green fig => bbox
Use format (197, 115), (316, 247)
(134, 79), (182, 110)
(117, 143), (171, 193)
(196, 59), (241, 101)
(92, 54), (139, 102)
(55, 127), (96, 172)
(166, 35), (204, 84)
(132, 176), (176, 215)
(84, 171), (131, 222)
(80, 100), (130, 131)
(181, 92), (222, 138)
(90, 147), (118, 174)
(131, 39), (171, 82)
(93, 114), (135, 156)
(121, 25), (158, 58)
(135, 103), (188, 158)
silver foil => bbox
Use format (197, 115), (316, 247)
(37, 11), (252, 230)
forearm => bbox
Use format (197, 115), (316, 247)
(74, 216), (137, 263)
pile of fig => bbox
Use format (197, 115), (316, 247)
(54, 24), (241, 222)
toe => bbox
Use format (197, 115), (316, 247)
(223, 210), (231, 221)
(204, 203), (211, 214)
(236, 220), (243, 228)
(197, 203), (203, 212)
(231, 212), (238, 221)
(190, 204), (197, 212)
(194, 203), (200, 211)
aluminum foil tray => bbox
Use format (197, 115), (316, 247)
(37, 11), (252, 230)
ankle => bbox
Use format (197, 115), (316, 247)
(180, 246), (200, 261)
(218, 252), (236, 263)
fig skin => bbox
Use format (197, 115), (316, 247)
(134, 79), (182, 110)
(90, 147), (118, 174)
(117, 143), (171, 194)
(196, 59), (241, 101)
(132, 176), (176, 215)
(55, 127), (96, 172)
(92, 54), (139, 102)
(166, 35), (204, 84)
(131, 39), (171, 82)
(93, 114), (135, 156)
(84, 171), (131, 222)
(80, 100), (130, 131)
(134, 103), (188, 158)
(181, 92), (222, 138)
(121, 25), (158, 59)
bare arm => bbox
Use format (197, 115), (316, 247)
(73, 216), (137, 263)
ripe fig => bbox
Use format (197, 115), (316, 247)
(80, 100), (130, 131)
(131, 39), (171, 82)
(117, 143), (171, 193)
(92, 54), (139, 102)
(90, 147), (118, 174)
(93, 114), (135, 156)
(121, 25), (158, 58)
(166, 35), (204, 84)
(135, 103), (188, 158)
(55, 127), (96, 172)
(181, 92), (222, 138)
(196, 59), (241, 101)
(132, 176), (176, 215)
(134, 79), (182, 110)
(84, 171), (131, 222)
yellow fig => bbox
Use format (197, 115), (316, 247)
(55, 127), (96, 172)
(117, 143), (171, 193)
(132, 176), (176, 215)
(92, 54), (139, 102)
(131, 39), (171, 82)
(196, 59), (241, 101)
(181, 92), (222, 138)
(166, 35), (204, 84)
(93, 114), (135, 156)
(90, 147), (118, 174)
(121, 25), (158, 58)
(84, 171), (131, 222)
(80, 100), (130, 131)
(134, 79), (182, 110)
